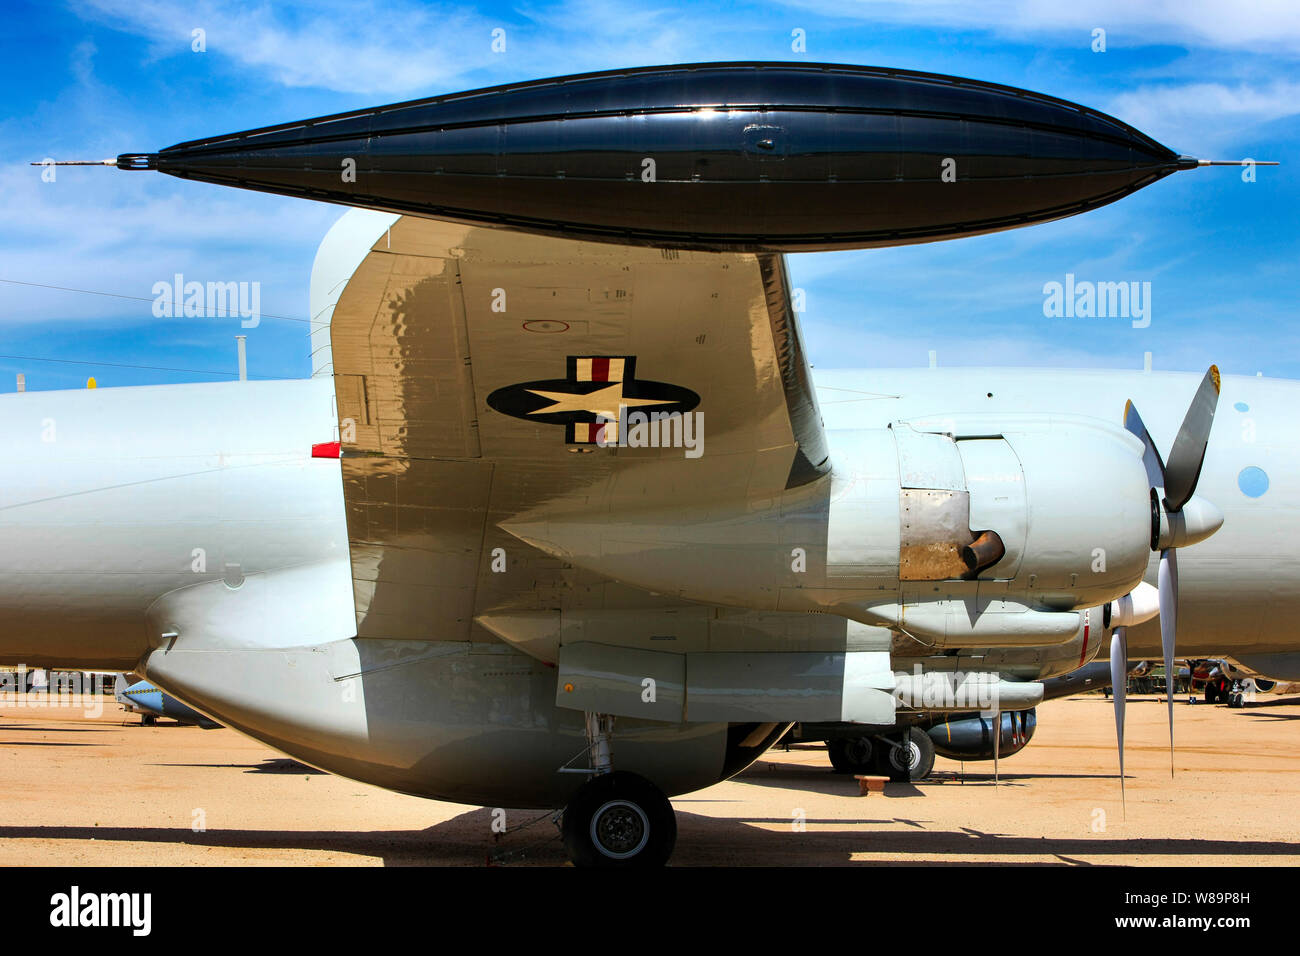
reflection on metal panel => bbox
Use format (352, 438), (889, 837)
(899, 489), (974, 581)
(555, 642), (685, 721)
(758, 253), (829, 488)
(686, 651), (846, 722)
(331, 244), (480, 460)
(327, 214), (832, 644)
(343, 457), (493, 641)
(958, 437), (1027, 580)
(892, 425), (966, 490)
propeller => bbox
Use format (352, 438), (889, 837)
(1109, 625), (1128, 811)
(993, 706), (1000, 785)
(1110, 365), (1223, 795)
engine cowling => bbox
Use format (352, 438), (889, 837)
(503, 415), (1155, 648)
(830, 416), (1152, 604)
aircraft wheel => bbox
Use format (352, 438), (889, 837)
(1228, 692), (1243, 709)
(1204, 684), (1217, 704)
(826, 736), (873, 774)
(562, 771), (676, 868)
(879, 728), (935, 782)
(141, 714), (157, 726)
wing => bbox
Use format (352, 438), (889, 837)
(322, 211), (829, 642)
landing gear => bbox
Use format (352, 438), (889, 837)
(1207, 677), (1235, 704)
(826, 736), (874, 774)
(562, 771), (676, 867)
(878, 727), (936, 782)
(559, 712), (676, 867)
(141, 714), (157, 726)
(1227, 681), (1245, 708)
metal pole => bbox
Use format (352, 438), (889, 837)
(236, 335), (247, 382)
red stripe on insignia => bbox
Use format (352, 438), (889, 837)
(312, 441), (341, 458)
(591, 357), (610, 381)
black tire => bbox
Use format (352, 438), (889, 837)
(826, 736), (873, 774)
(141, 714), (157, 726)
(1204, 684), (1217, 704)
(561, 771), (676, 868)
(827, 738), (851, 774)
(880, 728), (936, 782)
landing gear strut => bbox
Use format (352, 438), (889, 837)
(559, 712), (676, 867)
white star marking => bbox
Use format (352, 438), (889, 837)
(525, 382), (675, 418)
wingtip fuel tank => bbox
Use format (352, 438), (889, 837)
(117, 62), (1206, 252)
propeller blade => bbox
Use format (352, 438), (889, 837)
(1110, 626), (1128, 812)
(993, 708), (1000, 785)
(1164, 366), (1221, 511)
(1158, 548), (1179, 777)
(1123, 400), (1168, 490)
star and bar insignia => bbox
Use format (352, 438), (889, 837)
(486, 356), (700, 445)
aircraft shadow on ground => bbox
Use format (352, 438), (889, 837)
(0, 741), (105, 747)
(1, 810), (1297, 866)
(145, 759), (327, 774)
(1240, 698), (1300, 719)
(736, 762), (1119, 798)
(0, 724), (115, 733)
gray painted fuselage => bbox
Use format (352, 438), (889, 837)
(0, 365), (1285, 669)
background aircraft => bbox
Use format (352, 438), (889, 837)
(1197, 659), (1300, 707)
(800, 660), (1114, 779)
(113, 674), (221, 728)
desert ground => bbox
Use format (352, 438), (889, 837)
(1, 691), (1296, 866)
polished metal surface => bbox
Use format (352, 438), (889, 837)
(124, 62), (1191, 252)
(327, 214), (819, 650)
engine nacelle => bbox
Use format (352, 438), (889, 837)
(831, 416), (1152, 605)
(504, 416), (1153, 646)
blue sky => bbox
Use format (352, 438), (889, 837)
(1, 0), (1297, 389)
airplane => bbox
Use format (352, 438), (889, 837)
(113, 674), (221, 728)
(801, 660), (1114, 779)
(1196, 659), (1300, 707)
(8, 62), (1286, 866)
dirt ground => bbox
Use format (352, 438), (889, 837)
(1, 691), (1296, 866)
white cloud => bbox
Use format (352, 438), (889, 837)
(76, 0), (500, 95)
(780, 0), (1300, 55)
(1106, 81), (1300, 154)
(73, 0), (776, 98)
(0, 162), (336, 324)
